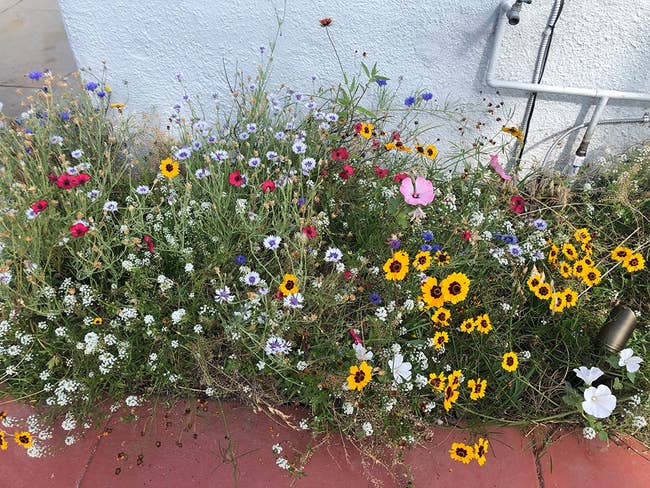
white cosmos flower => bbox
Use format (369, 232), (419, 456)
(352, 343), (373, 361)
(389, 353), (412, 384)
(618, 348), (643, 373)
(582, 384), (617, 419)
(573, 366), (604, 386)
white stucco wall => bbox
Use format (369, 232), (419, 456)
(58, 0), (650, 169)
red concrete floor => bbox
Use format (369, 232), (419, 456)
(1, 400), (649, 487)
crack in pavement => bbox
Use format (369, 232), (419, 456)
(0, 0), (23, 15)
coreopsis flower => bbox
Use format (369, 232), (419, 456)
(572, 260), (588, 278)
(582, 385), (616, 418)
(388, 353), (412, 384)
(347, 361), (372, 391)
(424, 144), (438, 160)
(443, 383), (460, 411)
(501, 352), (518, 372)
(548, 244), (559, 264)
(160, 158), (179, 179)
(412, 251), (432, 271)
(549, 292), (566, 313)
(432, 331), (449, 349)
(475, 314), (492, 334)
(421, 277), (445, 308)
(526, 274), (542, 291)
(573, 366), (604, 386)
(460, 318), (475, 334)
(399, 176), (435, 206)
(434, 250), (450, 266)
(581, 267), (601, 286)
(359, 123), (373, 139)
(70, 222), (89, 237)
(574, 228), (591, 243)
(468, 378), (487, 400)
(449, 442), (474, 464)
(432, 308), (451, 327)
(383, 251), (409, 281)
(474, 438), (489, 466)
(619, 348), (643, 373)
(611, 246), (633, 262)
(0, 431), (7, 450)
(228, 170), (243, 187)
(13, 431), (33, 449)
(622, 253), (645, 273)
(428, 372), (446, 391)
(563, 288), (578, 309)
(559, 261), (572, 278)
(279, 274), (299, 296)
(533, 282), (552, 300)
(440, 272), (470, 304)
(562, 243), (578, 261)
(502, 126), (524, 142)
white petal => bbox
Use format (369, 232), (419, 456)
(619, 348), (633, 361)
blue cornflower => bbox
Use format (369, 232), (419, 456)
(235, 255), (247, 264)
(431, 244), (443, 252)
(421, 92), (433, 101)
(389, 239), (401, 250)
(501, 234), (518, 245)
(533, 218), (548, 231)
(421, 243), (433, 252)
(297, 197), (306, 206)
(508, 244), (523, 256)
(422, 231), (434, 241)
(376, 79), (387, 86)
(404, 96), (416, 107)
(28, 71), (43, 80)
(369, 292), (382, 305)
(60, 111), (70, 121)
(85, 81), (98, 91)
(96, 90), (106, 98)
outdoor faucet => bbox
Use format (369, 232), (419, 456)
(507, 0), (533, 25)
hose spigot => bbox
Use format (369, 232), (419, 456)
(507, 0), (533, 25)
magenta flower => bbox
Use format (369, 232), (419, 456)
(399, 176), (435, 206)
(489, 154), (511, 181)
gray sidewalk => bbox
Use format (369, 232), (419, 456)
(0, 0), (76, 116)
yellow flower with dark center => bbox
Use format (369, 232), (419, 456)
(92, 317), (103, 325)
(384, 142), (396, 151)
(474, 438), (489, 466)
(0, 431), (7, 451)
(502, 352), (518, 372)
(526, 274), (542, 291)
(559, 261), (572, 278)
(581, 241), (593, 255)
(501, 126), (524, 142)
(611, 246), (632, 262)
(395, 141), (412, 152)
(421, 277), (446, 308)
(468, 378), (487, 400)
(14, 431), (33, 449)
(347, 361), (372, 391)
(414, 144), (425, 155)
(449, 442), (475, 464)
(581, 267), (601, 286)
(443, 384), (460, 411)
(432, 331), (449, 349)
(448, 369), (462, 388)
(574, 228), (591, 243)
(534, 282), (552, 300)
(622, 253), (645, 273)
(160, 157), (179, 179)
(460, 317), (475, 334)
(548, 244), (559, 264)
(440, 272), (470, 304)
(360, 123), (373, 139)
(412, 251), (432, 271)
(573, 259), (591, 278)
(582, 256), (594, 268)
(475, 313), (492, 334)
(279, 273), (299, 295)
(428, 372), (446, 391)
(425, 145), (438, 159)
(383, 251), (409, 281)
(549, 292), (566, 313)
(110, 102), (125, 109)
(432, 307), (451, 327)
(563, 288), (578, 309)
(562, 243), (578, 261)
(434, 250), (450, 266)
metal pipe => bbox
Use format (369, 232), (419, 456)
(570, 96), (609, 175)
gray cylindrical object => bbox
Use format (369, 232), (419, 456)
(597, 305), (637, 353)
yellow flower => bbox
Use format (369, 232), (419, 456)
(572, 259), (589, 278)
(449, 442), (475, 464)
(622, 253), (645, 273)
(92, 317), (103, 325)
(460, 317), (475, 334)
(347, 361), (372, 391)
(581, 240), (593, 255)
(448, 369), (463, 388)
(109, 102), (125, 109)
(526, 274), (542, 291)
(559, 261), (572, 278)
(383, 251), (409, 281)
(574, 228), (591, 243)
(425, 145), (438, 159)
(279, 273), (299, 295)
(414, 144), (425, 155)
(563, 288), (578, 309)
(384, 142), (396, 151)
(611, 246), (632, 262)
(468, 378), (487, 400)
(502, 126), (523, 142)
(160, 157), (179, 179)
(14, 431), (33, 449)
(549, 291), (566, 313)
(475, 313), (492, 334)
(421, 277), (446, 308)
(412, 251), (432, 272)
(474, 438), (489, 466)
(561, 243), (578, 261)
(440, 272), (470, 304)
(548, 244), (559, 265)
(533, 282), (552, 300)
(395, 141), (412, 152)
(581, 267), (601, 287)
(432, 330), (449, 349)
(443, 383), (460, 411)
(432, 307), (451, 327)
(434, 250), (450, 266)
(502, 352), (518, 372)
(360, 122), (373, 139)
(0, 431), (7, 450)
(428, 372), (446, 391)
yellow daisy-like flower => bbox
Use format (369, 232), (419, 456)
(527, 274), (542, 291)
(611, 246), (632, 262)
(432, 307), (451, 327)
(581, 267), (601, 287)
(533, 282), (552, 300)
(559, 261), (572, 278)
(548, 244), (559, 265)
(428, 372), (446, 391)
(412, 251), (432, 272)
(360, 122), (373, 139)
(561, 243), (578, 261)
(563, 288), (578, 309)
(443, 383), (460, 411)
(92, 317), (103, 325)
(425, 144), (438, 159)
(421, 277), (446, 309)
(432, 331), (449, 349)
(160, 157), (179, 179)
(474, 438), (489, 467)
(549, 291), (566, 313)
(383, 251), (409, 281)
(449, 442), (475, 464)
(475, 313), (492, 334)
(501, 126), (524, 142)
(502, 352), (518, 372)
(0, 431), (7, 451)
(109, 102), (125, 109)
(347, 361), (372, 392)
(572, 259), (589, 278)
(622, 253), (645, 273)
(460, 318), (475, 334)
(384, 142), (396, 151)
(279, 273), (299, 295)
(468, 378), (487, 400)
(414, 144), (425, 155)
(581, 240), (593, 255)
(434, 250), (451, 266)
(582, 256), (594, 268)
(440, 272), (470, 304)
(395, 141), (412, 152)
(448, 369), (463, 388)
(14, 431), (33, 449)
(574, 228), (591, 243)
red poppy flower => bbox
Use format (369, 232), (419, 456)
(70, 222), (89, 237)
(261, 180), (276, 192)
(509, 195), (525, 214)
(319, 17), (332, 27)
(77, 173), (91, 184)
(331, 147), (349, 161)
(339, 164), (354, 180)
(143, 234), (155, 254)
(47, 173), (57, 182)
(301, 226), (317, 238)
(461, 230), (472, 241)
(30, 200), (48, 213)
(56, 174), (79, 189)
(393, 172), (408, 182)
(228, 170), (243, 187)
(374, 166), (388, 178)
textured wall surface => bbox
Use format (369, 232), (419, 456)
(58, 0), (650, 169)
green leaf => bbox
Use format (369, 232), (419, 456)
(606, 355), (619, 368)
(47, 355), (60, 370)
(355, 106), (377, 118)
(627, 371), (636, 384)
(613, 377), (623, 390)
(598, 430), (608, 441)
(361, 62), (370, 78)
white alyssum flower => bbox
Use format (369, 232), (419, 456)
(361, 422), (374, 436)
(582, 384), (617, 418)
(582, 426), (597, 440)
(171, 308), (186, 324)
(272, 444), (283, 455)
(275, 457), (291, 470)
(342, 402), (354, 415)
(573, 366), (604, 386)
(632, 416), (648, 429)
(388, 353), (412, 384)
(618, 348), (643, 373)
(125, 395), (141, 407)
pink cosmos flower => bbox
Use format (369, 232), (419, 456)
(399, 176), (435, 206)
(489, 154), (511, 181)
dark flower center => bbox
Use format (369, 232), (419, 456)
(588, 272), (596, 280)
(165, 163), (174, 172)
(474, 383), (482, 393)
(448, 282), (461, 295)
(477, 445), (485, 457)
(19, 435), (29, 444)
(629, 258), (639, 266)
(506, 357), (514, 366)
(285, 280), (294, 290)
(418, 256), (427, 264)
(539, 287), (549, 296)
(456, 448), (468, 457)
(354, 371), (366, 383)
(389, 261), (402, 273)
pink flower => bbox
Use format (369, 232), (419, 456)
(510, 195), (525, 214)
(393, 172), (408, 182)
(349, 329), (363, 345)
(70, 222), (89, 237)
(30, 200), (48, 214)
(399, 176), (435, 206)
(374, 166), (388, 178)
(461, 230), (472, 241)
(489, 154), (511, 181)
(261, 180), (275, 192)
(143, 234), (155, 254)
(77, 173), (91, 184)
(339, 164), (354, 180)
(301, 226), (317, 238)
(331, 147), (349, 161)
(228, 170), (243, 187)
(56, 174), (79, 190)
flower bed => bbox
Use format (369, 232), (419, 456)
(0, 50), (648, 463)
